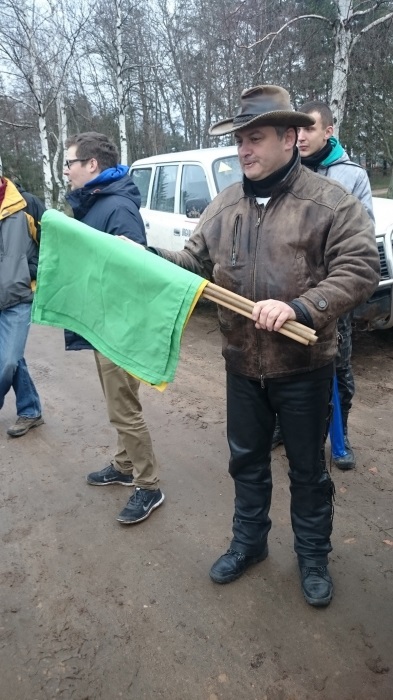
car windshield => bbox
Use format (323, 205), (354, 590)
(213, 156), (242, 193)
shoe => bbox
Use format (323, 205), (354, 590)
(7, 415), (44, 437)
(117, 487), (165, 524)
(209, 546), (268, 584)
(271, 420), (283, 449)
(86, 463), (134, 486)
(300, 565), (333, 607)
(333, 434), (356, 470)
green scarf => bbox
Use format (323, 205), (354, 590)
(32, 210), (207, 387)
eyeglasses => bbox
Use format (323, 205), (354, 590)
(64, 158), (90, 169)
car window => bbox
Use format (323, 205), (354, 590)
(130, 167), (151, 207)
(151, 165), (178, 213)
(180, 164), (211, 215)
(213, 156), (242, 192)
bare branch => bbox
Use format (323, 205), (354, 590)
(0, 93), (36, 111)
(352, 0), (391, 19)
(352, 11), (393, 47)
(239, 14), (332, 51)
(228, 0), (247, 18)
(351, 2), (381, 19)
(0, 118), (34, 128)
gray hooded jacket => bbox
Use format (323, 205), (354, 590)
(315, 149), (374, 222)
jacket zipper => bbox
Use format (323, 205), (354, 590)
(251, 202), (263, 292)
(253, 199), (269, 384)
(231, 215), (241, 266)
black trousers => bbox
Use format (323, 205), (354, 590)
(226, 371), (334, 567)
(336, 313), (355, 426)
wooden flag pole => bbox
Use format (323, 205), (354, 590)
(202, 282), (317, 347)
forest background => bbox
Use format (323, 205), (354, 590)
(1, 0), (393, 207)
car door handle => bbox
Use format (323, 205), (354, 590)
(174, 228), (181, 235)
(145, 221), (150, 229)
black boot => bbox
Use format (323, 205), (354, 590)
(209, 546), (268, 584)
(300, 564), (333, 607)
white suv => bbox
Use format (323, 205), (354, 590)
(130, 146), (241, 250)
(130, 147), (393, 330)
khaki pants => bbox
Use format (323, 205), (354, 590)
(94, 351), (159, 490)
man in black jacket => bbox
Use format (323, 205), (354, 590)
(64, 132), (164, 525)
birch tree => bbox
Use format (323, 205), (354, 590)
(116, 0), (128, 163)
(85, 0), (152, 165)
(242, 0), (393, 138)
(0, 0), (90, 206)
(52, 93), (69, 206)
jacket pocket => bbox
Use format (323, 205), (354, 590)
(0, 254), (33, 308)
(231, 215), (242, 266)
(217, 306), (248, 351)
(295, 254), (324, 292)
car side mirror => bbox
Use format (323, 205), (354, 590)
(185, 197), (210, 219)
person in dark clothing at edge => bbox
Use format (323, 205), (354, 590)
(0, 176), (45, 437)
(144, 86), (379, 607)
(271, 100), (374, 471)
(64, 132), (164, 525)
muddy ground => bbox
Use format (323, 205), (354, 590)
(1, 303), (392, 700)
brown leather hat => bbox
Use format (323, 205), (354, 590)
(209, 85), (315, 136)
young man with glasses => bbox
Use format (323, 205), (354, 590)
(64, 132), (164, 525)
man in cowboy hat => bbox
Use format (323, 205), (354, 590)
(148, 85), (379, 606)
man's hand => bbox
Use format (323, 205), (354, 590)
(117, 235), (145, 249)
(252, 299), (296, 331)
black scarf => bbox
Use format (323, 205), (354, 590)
(244, 148), (297, 198)
(300, 141), (333, 171)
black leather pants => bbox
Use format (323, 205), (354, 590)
(227, 371), (334, 567)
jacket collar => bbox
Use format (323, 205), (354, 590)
(243, 150), (301, 200)
(0, 178), (27, 220)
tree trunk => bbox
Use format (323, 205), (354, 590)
(116, 0), (128, 165)
(38, 111), (53, 209)
(330, 0), (352, 139)
(52, 93), (68, 208)
(387, 169), (393, 200)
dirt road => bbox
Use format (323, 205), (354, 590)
(1, 304), (392, 700)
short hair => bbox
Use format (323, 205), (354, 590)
(65, 132), (119, 171)
(274, 125), (297, 140)
(299, 101), (333, 129)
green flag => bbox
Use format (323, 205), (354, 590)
(32, 210), (207, 387)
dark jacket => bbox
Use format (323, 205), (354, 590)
(66, 171), (146, 243)
(65, 169), (146, 350)
(156, 156), (380, 381)
(0, 179), (44, 310)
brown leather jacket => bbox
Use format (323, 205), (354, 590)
(158, 157), (380, 381)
